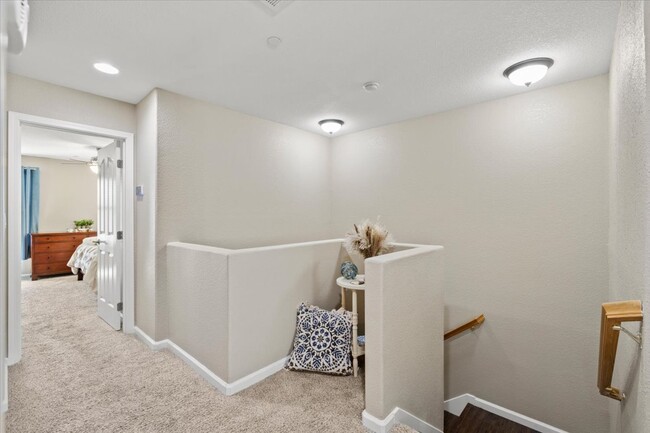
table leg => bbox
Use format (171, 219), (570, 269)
(341, 286), (346, 310)
(352, 290), (358, 377)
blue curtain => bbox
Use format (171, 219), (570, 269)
(21, 167), (40, 260)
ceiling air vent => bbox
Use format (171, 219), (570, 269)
(253, 0), (293, 16)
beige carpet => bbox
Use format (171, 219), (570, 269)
(8, 276), (415, 433)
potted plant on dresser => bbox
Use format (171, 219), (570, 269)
(73, 219), (94, 232)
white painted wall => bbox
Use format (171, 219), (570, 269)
(20, 156), (97, 233)
(331, 76), (610, 433)
(608, 2), (649, 433)
(151, 89), (332, 339)
(364, 245), (444, 431)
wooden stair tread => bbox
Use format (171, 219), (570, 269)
(448, 404), (540, 433)
(444, 411), (460, 432)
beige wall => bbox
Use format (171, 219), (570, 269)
(331, 76), (610, 433)
(227, 240), (342, 381)
(365, 245), (444, 430)
(21, 156), (97, 233)
(7, 74), (135, 133)
(609, 2), (649, 433)
(166, 242), (230, 380)
(150, 89), (332, 339)
(135, 90), (158, 337)
(166, 240), (343, 383)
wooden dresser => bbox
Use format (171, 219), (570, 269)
(31, 232), (97, 280)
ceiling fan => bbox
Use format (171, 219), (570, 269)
(60, 157), (99, 173)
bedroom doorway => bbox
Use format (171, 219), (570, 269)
(7, 112), (135, 366)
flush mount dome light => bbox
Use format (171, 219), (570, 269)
(319, 119), (344, 134)
(503, 57), (554, 87)
(93, 62), (119, 75)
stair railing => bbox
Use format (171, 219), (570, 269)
(444, 314), (485, 341)
(598, 300), (643, 400)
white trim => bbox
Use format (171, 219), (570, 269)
(164, 339), (230, 395)
(444, 394), (568, 433)
(443, 394), (475, 416)
(133, 326), (166, 350)
(228, 356), (289, 395)
(7, 112), (135, 365)
(362, 407), (443, 433)
(1, 364), (7, 413)
(362, 408), (399, 433)
(132, 327), (287, 396)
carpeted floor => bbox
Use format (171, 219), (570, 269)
(8, 276), (415, 433)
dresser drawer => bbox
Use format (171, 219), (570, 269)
(33, 234), (90, 244)
(32, 252), (73, 264)
(30, 232), (95, 280)
(33, 262), (71, 276)
(33, 242), (78, 254)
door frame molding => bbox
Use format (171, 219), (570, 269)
(7, 111), (135, 365)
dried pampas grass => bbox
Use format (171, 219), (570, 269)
(343, 219), (394, 259)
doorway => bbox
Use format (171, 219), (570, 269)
(7, 112), (134, 366)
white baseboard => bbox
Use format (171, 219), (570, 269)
(133, 326), (287, 396)
(2, 363), (7, 413)
(133, 326), (166, 350)
(227, 356), (289, 395)
(444, 394), (567, 433)
(362, 407), (443, 433)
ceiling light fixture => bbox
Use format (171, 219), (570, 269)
(266, 36), (282, 49)
(318, 119), (344, 134)
(93, 62), (120, 75)
(503, 57), (554, 87)
(363, 81), (380, 92)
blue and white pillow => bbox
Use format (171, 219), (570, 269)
(286, 304), (352, 375)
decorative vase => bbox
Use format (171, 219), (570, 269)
(340, 261), (358, 280)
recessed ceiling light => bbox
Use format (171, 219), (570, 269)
(503, 57), (554, 87)
(93, 62), (119, 75)
(266, 36), (282, 49)
(363, 81), (380, 92)
(318, 119), (344, 134)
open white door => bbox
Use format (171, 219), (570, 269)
(97, 140), (123, 330)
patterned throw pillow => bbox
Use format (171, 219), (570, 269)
(286, 304), (352, 375)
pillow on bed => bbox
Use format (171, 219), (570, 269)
(286, 303), (352, 376)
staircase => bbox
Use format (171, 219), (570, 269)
(444, 404), (540, 433)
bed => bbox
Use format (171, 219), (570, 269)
(67, 237), (99, 291)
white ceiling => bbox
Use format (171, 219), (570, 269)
(21, 125), (112, 161)
(8, 1), (620, 136)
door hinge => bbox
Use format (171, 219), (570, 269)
(117, 159), (123, 169)
(117, 231), (123, 240)
(117, 302), (123, 312)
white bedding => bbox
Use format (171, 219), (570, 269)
(67, 237), (99, 290)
